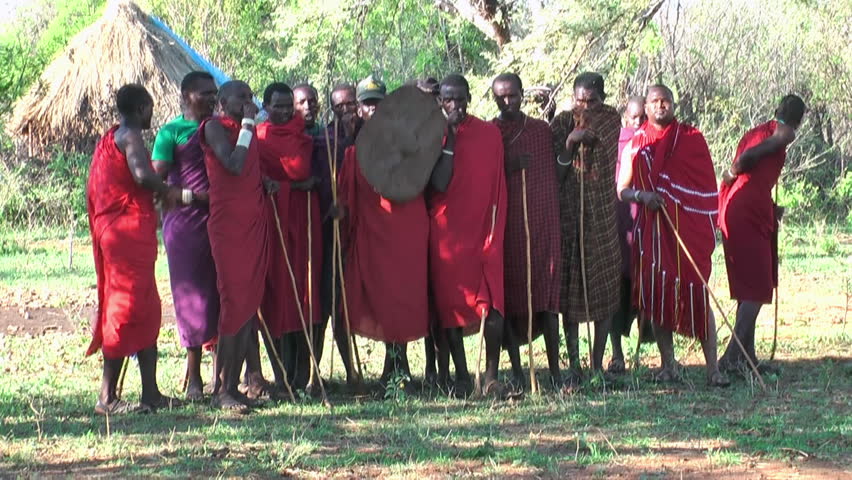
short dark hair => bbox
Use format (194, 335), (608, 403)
(263, 82), (293, 105)
(440, 74), (470, 95)
(116, 83), (152, 116)
(218, 80), (249, 103)
(180, 71), (214, 94)
(573, 72), (606, 99)
(776, 94), (805, 126)
(627, 95), (645, 108)
(293, 83), (318, 96)
(646, 84), (674, 102)
(492, 73), (523, 91)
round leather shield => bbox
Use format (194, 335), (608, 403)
(355, 85), (447, 203)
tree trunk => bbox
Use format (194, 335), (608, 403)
(436, 0), (512, 48)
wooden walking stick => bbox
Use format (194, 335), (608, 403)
(658, 207), (766, 389)
(472, 309), (488, 398)
(770, 184), (781, 360)
(307, 191), (317, 386)
(116, 357), (129, 399)
(521, 169), (538, 394)
(270, 198), (333, 407)
(323, 121), (363, 383)
(256, 309), (297, 402)
(578, 149), (595, 370)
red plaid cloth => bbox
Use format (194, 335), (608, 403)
(492, 114), (561, 318)
(551, 106), (622, 324)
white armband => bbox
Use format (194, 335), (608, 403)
(181, 189), (193, 205)
(241, 117), (255, 128)
(236, 128), (253, 149)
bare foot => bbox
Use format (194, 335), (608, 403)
(607, 358), (626, 375)
(707, 370), (731, 388)
(655, 367), (682, 383)
(94, 399), (141, 416)
(211, 392), (251, 413)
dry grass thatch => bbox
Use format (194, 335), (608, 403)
(8, 0), (204, 156)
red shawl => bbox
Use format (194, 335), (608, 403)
(719, 121), (783, 303)
(429, 115), (507, 330)
(200, 115), (269, 336)
(628, 120), (718, 339)
(257, 116), (322, 336)
(86, 126), (161, 358)
(337, 146), (430, 342)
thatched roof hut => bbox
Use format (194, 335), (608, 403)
(8, 0), (205, 156)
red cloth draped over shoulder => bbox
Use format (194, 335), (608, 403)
(200, 115), (269, 336)
(719, 121), (783, 304)
(429, 115), (507, 331)
(85, 126), (161, 358)
(337, 145), (429, 342)
(257, 116), (322, 336)
(628, 120), (718, 339)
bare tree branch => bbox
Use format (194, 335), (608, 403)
(434, 0), (512, 48)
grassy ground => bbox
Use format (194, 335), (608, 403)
(0, 225), (850, 478)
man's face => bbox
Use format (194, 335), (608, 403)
(221, 83), (254, 120)
(357, 98), (381, 122)
(140, 99), (154, 130)
(623, 101), (645, 129)
(330, 88), (357, 121)
(492, 80), (522, 118)
(265, 91), (295, 125)
(294, 87), (319, 127)
(439, 84), (469, 126)
(645, 88), (675, 126)
(183, 78), (218, 120)
(573, 87), (601, 114)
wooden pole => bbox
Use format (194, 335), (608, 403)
(770, 184), (780, 360)
(578, 150), (594, 369)
(116, 357), (129, 400)
(307, 191), (317, 385)
(269, 198), (332, 407)
(256, 309), (297, 402)
(659, 207), (766, 389)
(472, 309), (487, 397)
(521, 170), (538, 393)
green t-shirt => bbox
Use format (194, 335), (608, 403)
(151, 115), (201, 162)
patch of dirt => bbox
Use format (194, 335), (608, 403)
(0, 305), (176, 336)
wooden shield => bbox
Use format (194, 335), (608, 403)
(355, 85), (447, 203)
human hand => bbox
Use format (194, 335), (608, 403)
(263, 177), (280, 195)
(722, 168), (738, 186)
(637, 191), (665, 211)
(505, 153), (530, 174)
(291, 176), (319, 191)
(242, 102), (259, 123)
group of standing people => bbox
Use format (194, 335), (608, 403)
(84, 68), (805, 414)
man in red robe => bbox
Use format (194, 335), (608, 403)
(200, 80), (277, 411)
(490, 73), (562, 389)
(257, 82), (322, 392)
(86, 84), (183, 414)
(617, 84), (729, 386)
(718, 95), (805, 373)
(430, 74), (507, 396)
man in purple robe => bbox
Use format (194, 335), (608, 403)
(152, 71), (220, 400)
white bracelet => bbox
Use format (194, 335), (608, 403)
(633, 190), (642, 202)
(727, 168), (737, 177)
(241, 117), (255, 128)
(556, 155), (571, 166)
(236, 128), (253, 148)
(442, 149), (454, 156)
(181, 189), (193, 205)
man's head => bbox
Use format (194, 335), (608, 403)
(180, 71), (217, 120)
(417, 77), (440, 97)
(775, 94), (806, 129)
(218, 80), (254, 121)
(623, 95), (646, 129)
(439, 74), (471, 126)
(356, 75), (387, 122)
(330, 83), (357, 121)
(293, 84), (319, 128)
(572, 72), (606, 114)
(263, 82), (295, 125)
(492, 73), (523, 120)
(645, 84), (676, 128)
(116, 83), (154, 129)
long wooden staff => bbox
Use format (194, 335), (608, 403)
(323, 120), (362, 382)
(307, 191), (317, 385)
(256, 309), (297, 402)
(116, 357), (129, 399)
(472, 204), (498, 398)
(770, 184), (781, 360)
(578, 149), (595, 369)
(269, 198), (332, 407)
(521, 169), (538, 394)
(658, 207), (766, 389)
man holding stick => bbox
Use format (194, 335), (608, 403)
(86, 83), (183, 414)
(200, 80), (277, 411)
(550, 72), (621, 385)
(617, 84), (729, 387)
(430, 74), (507, 397)
(490, 73), (563, 389)
(718, 95), (805, 373)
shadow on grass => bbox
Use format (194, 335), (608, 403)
(1, 357), (849, 476)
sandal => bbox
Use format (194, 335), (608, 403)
(94, 399), (141, 416)
(607, 358), (626, 375)
(707, 371), (731, 388)
(140, 395), (185, 413)
(654, 368), (682, 383)
(211, 393), (251, 414)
